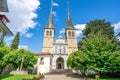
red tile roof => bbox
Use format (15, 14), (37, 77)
(35, 52), (52, 56)
(0, 14), (10, 22)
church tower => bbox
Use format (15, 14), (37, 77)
(42, 8), (54, 53)
(65, 8), (78, 54)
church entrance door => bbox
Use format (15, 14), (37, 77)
(56, 57), (64, 69)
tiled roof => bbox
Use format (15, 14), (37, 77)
(35, 52), (52, 56)
(0, 14), (10, 22)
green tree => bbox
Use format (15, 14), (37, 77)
(83, 20), (114, 39)
(78, 20), (118, 50)
(17, 49), (37, 69)
(0, 40), (6, 47)
(68, 32), (120, 76)
(67, 51), (89, 76)
(3, 49), (37, 70)
(10, 32), (20, 49)
(0, 46), (10, 73)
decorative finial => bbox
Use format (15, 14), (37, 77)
(67, 0), (70, 21)
(67, 0), (69, 9)
(51, 0), (53, 4)
(51, 0), (53, 10)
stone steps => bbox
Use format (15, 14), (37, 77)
(46, 69), (73, 75)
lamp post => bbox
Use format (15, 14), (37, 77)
(0, 0), (13, 44)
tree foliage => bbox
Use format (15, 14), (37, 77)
(68, 19), (120, 77)
(0, 40), (37, 74)
(3, 49), (37, 70)
(67, 51), (89, 70)
(82, 20), (114, 39)
(78, 20), (115, 50)
(0, 40), (6, 47)
(67, 32), (120, 76)
(0, 41), (11, 73)
(81, 33), (120, 72)
(10, 32), (20, 49)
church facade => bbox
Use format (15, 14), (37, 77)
(35, 8), (78, 74)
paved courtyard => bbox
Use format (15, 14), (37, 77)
(44, 74), (84, 80)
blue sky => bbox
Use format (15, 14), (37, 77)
(2, 0), (120, 52)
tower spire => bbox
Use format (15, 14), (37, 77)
(45, 1), (54, 29)
(66, 1), (75, 30)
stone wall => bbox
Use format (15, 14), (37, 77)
(10, 71), (28, 75)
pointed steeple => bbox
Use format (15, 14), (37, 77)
(66, 7), (75, 30)
(45, 7), (54, 29)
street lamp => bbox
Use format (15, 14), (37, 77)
(0, 0), (13, 43)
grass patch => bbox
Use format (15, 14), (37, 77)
(90, 77), (120, 80)
(0, 74), (39, 80)
(77, 74), (120, 80)
(91, 76), (120, 80)
(99, 78), (120, 80)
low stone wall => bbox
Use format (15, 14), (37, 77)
(72, 70), (97, 75)
(10, 71), (28, 75)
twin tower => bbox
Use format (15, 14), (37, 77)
(42, 8), (78, 54)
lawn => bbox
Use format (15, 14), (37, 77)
(0, 74), (39, 80)
(77, 74), (120, 80)
(99, 78), (120, 80)
(91, 77), (120, 80)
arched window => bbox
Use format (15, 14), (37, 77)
(46, 31), (49, 36)
(40, 57), (44, 64)
(68, 31), (71, 37)
(50, 31), (52, 36)
(72, 31), (75, 37)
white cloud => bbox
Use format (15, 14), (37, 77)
(74, 24), (86, 37)
(24, 33), (33, 38)
(5, 36), (14, 45)
(113, 21), (120, 35)
(5, 0), (40, 34)
(52, 2), (59, 7)
(59, 28), (65, 35)
(51, 1), (59, 17)
(52, 11), (56, 16)
(113, 21), (120, 40)
(19, 45), (28, 49)
(59, 24), (86, 37)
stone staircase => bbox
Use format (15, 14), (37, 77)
(45, 69), (74, 75)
